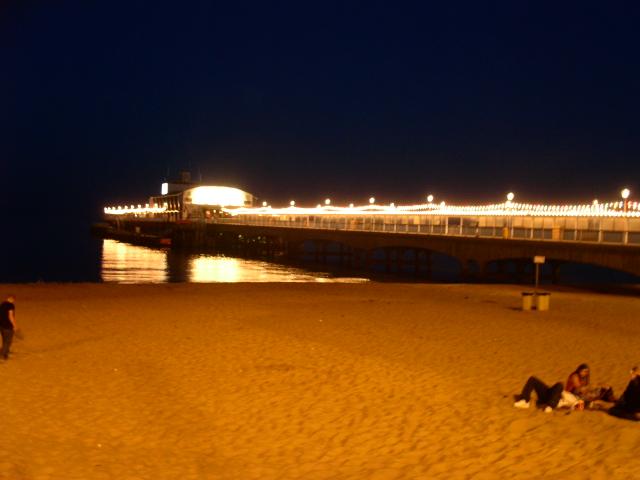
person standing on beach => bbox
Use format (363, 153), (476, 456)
(0, 295), (17, 360)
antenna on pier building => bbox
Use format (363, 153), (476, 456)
(160, 170), (196, 195)
(179, 171), (191, 183)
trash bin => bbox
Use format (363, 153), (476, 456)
(536, 292), (551, 311)
(521, 292), (534, 311)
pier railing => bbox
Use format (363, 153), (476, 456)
(213, 214), (640, 246)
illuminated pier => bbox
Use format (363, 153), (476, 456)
(99, 185), (640, 279)
(104, 188), (640, 246)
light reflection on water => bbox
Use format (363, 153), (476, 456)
(101, 239), (168, 283)
(101, 239), (368, 284)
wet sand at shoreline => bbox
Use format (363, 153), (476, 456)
(1, 283), (639, 479)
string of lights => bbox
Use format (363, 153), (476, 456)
(223, 200), (640, 218)
(104, 196), (639, 218)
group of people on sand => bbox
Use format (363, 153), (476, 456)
(514, 363), (640, 421)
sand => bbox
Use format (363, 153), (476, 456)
(0, 282), (639, 479)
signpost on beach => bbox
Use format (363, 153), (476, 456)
(533, 256), (545, 294)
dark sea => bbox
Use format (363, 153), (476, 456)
(0, 234), (369, 284)
(2, 218), (638, 287)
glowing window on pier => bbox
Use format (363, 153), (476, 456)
(188, 186), (249, 207)
(161, 183), (168, 195)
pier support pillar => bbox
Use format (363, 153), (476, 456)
(515, 259), (528, 283)
(551, 261), (562, 284)
(478, 261), (489, 281)
(396, 248), (405, 273)
(424, 251), (432, 279)
(459, 259), (470, 282)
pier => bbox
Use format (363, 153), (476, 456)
(98, 185), (640, 280)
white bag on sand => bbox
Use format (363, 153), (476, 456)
(557, 391), (580, 409)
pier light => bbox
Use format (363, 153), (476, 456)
(349, 203), (354, 208)
(290, 200), (295, 207)
(506, 192), (515, 202)
(316, 204), (322, 209)
(325, 198), (331, 205)
(262, 201), (268, 207)
(369, 197), (375, 204)
(427, 194), (434, 203)
(390, 202), (396, 208)
(593, 199), (599, 206)
(621, 188), (630, 213)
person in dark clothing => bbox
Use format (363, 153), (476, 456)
(608, 367), (640, 421)
(0, 295), (17, 360)
(514, 376), (564, 412)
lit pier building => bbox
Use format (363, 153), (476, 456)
(112, 172), (257, 222)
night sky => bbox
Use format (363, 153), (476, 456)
(2, 1), (640, 277)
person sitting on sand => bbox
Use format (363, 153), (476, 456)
(565, 363), (615, 407)
(514, 372), (584, 413)
(608, 367), (640, 421)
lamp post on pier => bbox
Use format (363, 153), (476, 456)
(506, 192), (515, 238)
(621, 188), (630, 213)
(621, 188), (630, 244)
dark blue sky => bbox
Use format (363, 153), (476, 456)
(2, 1), (639, 222)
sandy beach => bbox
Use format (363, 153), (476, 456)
(0, 282), (639, 479)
